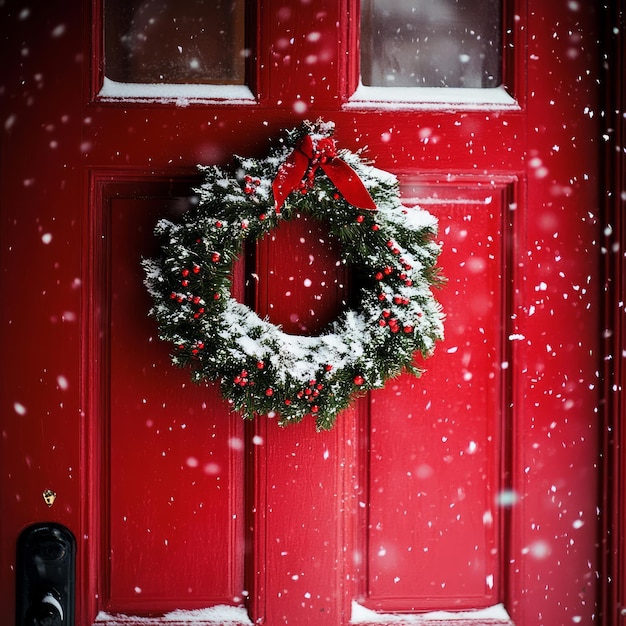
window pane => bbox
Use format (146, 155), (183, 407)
(105, 0), (246, 84)
(360, 0), (502, 88)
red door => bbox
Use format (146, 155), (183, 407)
(0, 1), (612, 624)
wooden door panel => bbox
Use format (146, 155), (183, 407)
(99, 181), (245, 612)
(251, 215), (354, 624)
(360, 179), (512, 611)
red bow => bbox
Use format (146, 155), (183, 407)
(272, 134), (377, 213)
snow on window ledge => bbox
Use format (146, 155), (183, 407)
(97, 77), (256, 106)
(350, 601), (515, 625)
(93, 604), (253, 625)
(346, 84), (519, 112)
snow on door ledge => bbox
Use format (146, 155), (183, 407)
(94, 602), (514, 625)
(94, 605), (252, 625)
(350, 602), (514, 626)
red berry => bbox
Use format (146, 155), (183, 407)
(356, 215), (364, 223)
(354, 375), (364, 386)
(211, 252), (220, 262)
(371, 224), (380, 231)
(257, 361), (265, 369)
(403, 325), (413, 333)
(265, 388), (274, 397)
(193, 264), (201, 274)
(182, 279), (189, 287)
(285, 399), (292, 406)
(375, 272), (383, 280)
(182, 268), (190, 277)
(311, 405), (319, 413)
(215, 221), (223, 228)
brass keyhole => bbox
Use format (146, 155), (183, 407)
(42, 489), (57, 507)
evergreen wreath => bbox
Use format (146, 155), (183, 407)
(143, 120), (444, 431)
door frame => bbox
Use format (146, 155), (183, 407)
(602, 1), (626, 623)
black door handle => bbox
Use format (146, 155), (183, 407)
(16, 523), (75, 626)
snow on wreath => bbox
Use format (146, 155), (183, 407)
(143, 120), (444, 431)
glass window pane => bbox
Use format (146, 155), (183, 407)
(360, 0), (502, 88)
(105, 0), (246, 84)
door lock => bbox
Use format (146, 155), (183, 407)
(16, 523), (75, 626)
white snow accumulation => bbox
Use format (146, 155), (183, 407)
(347, 84), (519, 111)
(351, 601), (513, 625)
(95, 605), (252, 624)
(98, 77), (255, 105)
(95, 602), (513, 624)
(98, 76), (519, 111)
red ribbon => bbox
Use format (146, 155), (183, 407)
(272, 134), (377, 212)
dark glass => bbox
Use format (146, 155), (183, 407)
(105, 0), (246, 84)
(361, 0), (502, 88)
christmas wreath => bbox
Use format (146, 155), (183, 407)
(143, 120), (444, 430)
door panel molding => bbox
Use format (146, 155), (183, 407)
(85, 171), (246, 616)
(354, 174), (519, 613)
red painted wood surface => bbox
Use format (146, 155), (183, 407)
(107, 192), (245, 610)
(0, 1), (610, 625)
(360, 183), (509, 611)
